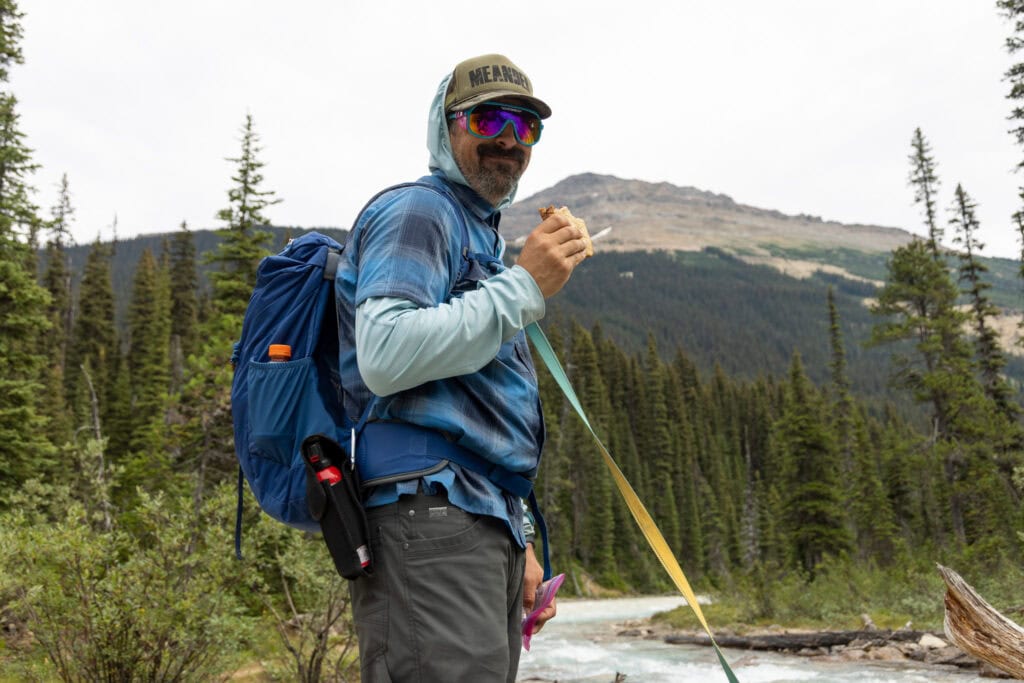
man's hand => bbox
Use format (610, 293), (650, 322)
(515, 213), (589, 298)
(523, 543), (556, 632)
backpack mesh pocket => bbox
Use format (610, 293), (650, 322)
(247, 357), (337, 466)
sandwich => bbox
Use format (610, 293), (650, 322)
(539, 205), (594, 258)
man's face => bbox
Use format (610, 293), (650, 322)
(449, 99), (533, 207)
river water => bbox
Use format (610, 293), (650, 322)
(516, 596), (990, 683)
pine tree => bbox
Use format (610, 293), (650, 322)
(598, 330), (660, 588)
(638, 335), (682, 557)
(0, 105), (36, 237)
(957, 440), (1020, 555)
(565, 322), (615, 579)
(1016, 213), (1024, 343)
(65, 238), (117, 430)
(167, 221), (199, 389)
(0, 0), (23, 84)
(1000, 0), (1024, 177)
(908, 128), (943, 258)
(877, 407), (923, 545)
(41, 173), (74, 364)
(38, 173), (75, 446)
(847, 411), (898, 563)
(870, 236), (1004, 545)
(175, 319), (244, 503)
(949, 184), (1018, 422)
(0, 0), (54, 501)
(669, 352), (706, 577)
(120, 248), (173, 501)
(0, 238), (51, 499)
(870, 240), (978, 440)
(754, 476), (786, 571)
(697, 474), (730, 576)
(104, 348), (132, 464)
(705, 365), (744, 569)
(826, 287), (855, 470)
(774, 352), (851, 575)
(206, 113), (277, 318)
(997, 1), (1024, 368)
(825, 287), (886, 561)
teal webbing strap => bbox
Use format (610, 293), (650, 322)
(525, 322), (740, 683)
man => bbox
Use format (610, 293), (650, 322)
(335, 53), (588, 682)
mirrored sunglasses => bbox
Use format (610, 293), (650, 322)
(448, 101), (543, 146)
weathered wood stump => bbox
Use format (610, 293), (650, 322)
(938, 564), (1024, 680)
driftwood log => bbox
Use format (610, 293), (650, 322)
(938, 564), (1024, 680)
(664, 629), (930, 651)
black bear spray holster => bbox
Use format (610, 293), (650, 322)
(301, 434), (373, 580)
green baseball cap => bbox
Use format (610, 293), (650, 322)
(444, 53), (552, 119)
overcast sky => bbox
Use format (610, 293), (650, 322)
(14, 1), (1024, 259)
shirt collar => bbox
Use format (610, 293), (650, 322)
(433, 171), (502, 228)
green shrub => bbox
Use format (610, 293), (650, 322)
(242, 503), (359, 683)
(0, 491), (253, 682)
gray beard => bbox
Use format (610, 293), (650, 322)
(462, 166), (518, 206)
(454, 146), (523, 206)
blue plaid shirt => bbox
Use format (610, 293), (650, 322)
(335, 173), (545, 547)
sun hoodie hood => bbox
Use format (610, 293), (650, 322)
(427, 73), (518, 210)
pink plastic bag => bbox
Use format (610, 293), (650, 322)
(521, 573), (565, 650)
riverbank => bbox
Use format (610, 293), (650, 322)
(616, 618), (1013, 679)
(517, 597), (1000, 682)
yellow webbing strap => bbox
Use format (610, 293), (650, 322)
(526, 322), (740, 682)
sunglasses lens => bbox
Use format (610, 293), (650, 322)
(514, 115), (540, 145)
(467, 105), (541, 145)
(469, 107), (508, 137)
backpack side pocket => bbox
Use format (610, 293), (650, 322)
(245, 356), (337, 529)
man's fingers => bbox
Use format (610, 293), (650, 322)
(559, 237), (589, 258)
(533, 600), (557, 633)
(527, 221), (581, 249)
(550, 224), (582, 243)
(537, 214), (573, 235)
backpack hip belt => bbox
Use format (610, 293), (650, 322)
(356, 420), (535, 499)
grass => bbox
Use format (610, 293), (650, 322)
(650, 554), (1024, 637)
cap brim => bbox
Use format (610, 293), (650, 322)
(449, 91), (552, 119)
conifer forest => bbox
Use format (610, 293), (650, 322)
(4, 1), (1024, 680)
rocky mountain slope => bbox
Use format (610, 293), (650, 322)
(502, 173), (1022, 353)
(502, 173), (915, 258)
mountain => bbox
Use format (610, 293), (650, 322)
(506, 173), (1024, 315)
(503, 172), (915, 256)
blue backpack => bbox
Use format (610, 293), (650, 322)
(230, 229), (346, 534)
(230, 181), (548, 576)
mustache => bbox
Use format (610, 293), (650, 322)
(477, 143), (525, 164)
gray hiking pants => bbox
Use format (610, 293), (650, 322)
(350, 489), (526, 683)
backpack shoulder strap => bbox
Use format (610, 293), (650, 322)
(324, 248), (341, 281)
(350, 179), (472, 284)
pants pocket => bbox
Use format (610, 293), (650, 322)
(401, 498), (485, 559)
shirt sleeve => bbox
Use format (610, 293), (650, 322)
(354, 188), (462, 308)
(355, 265), (545, 396)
